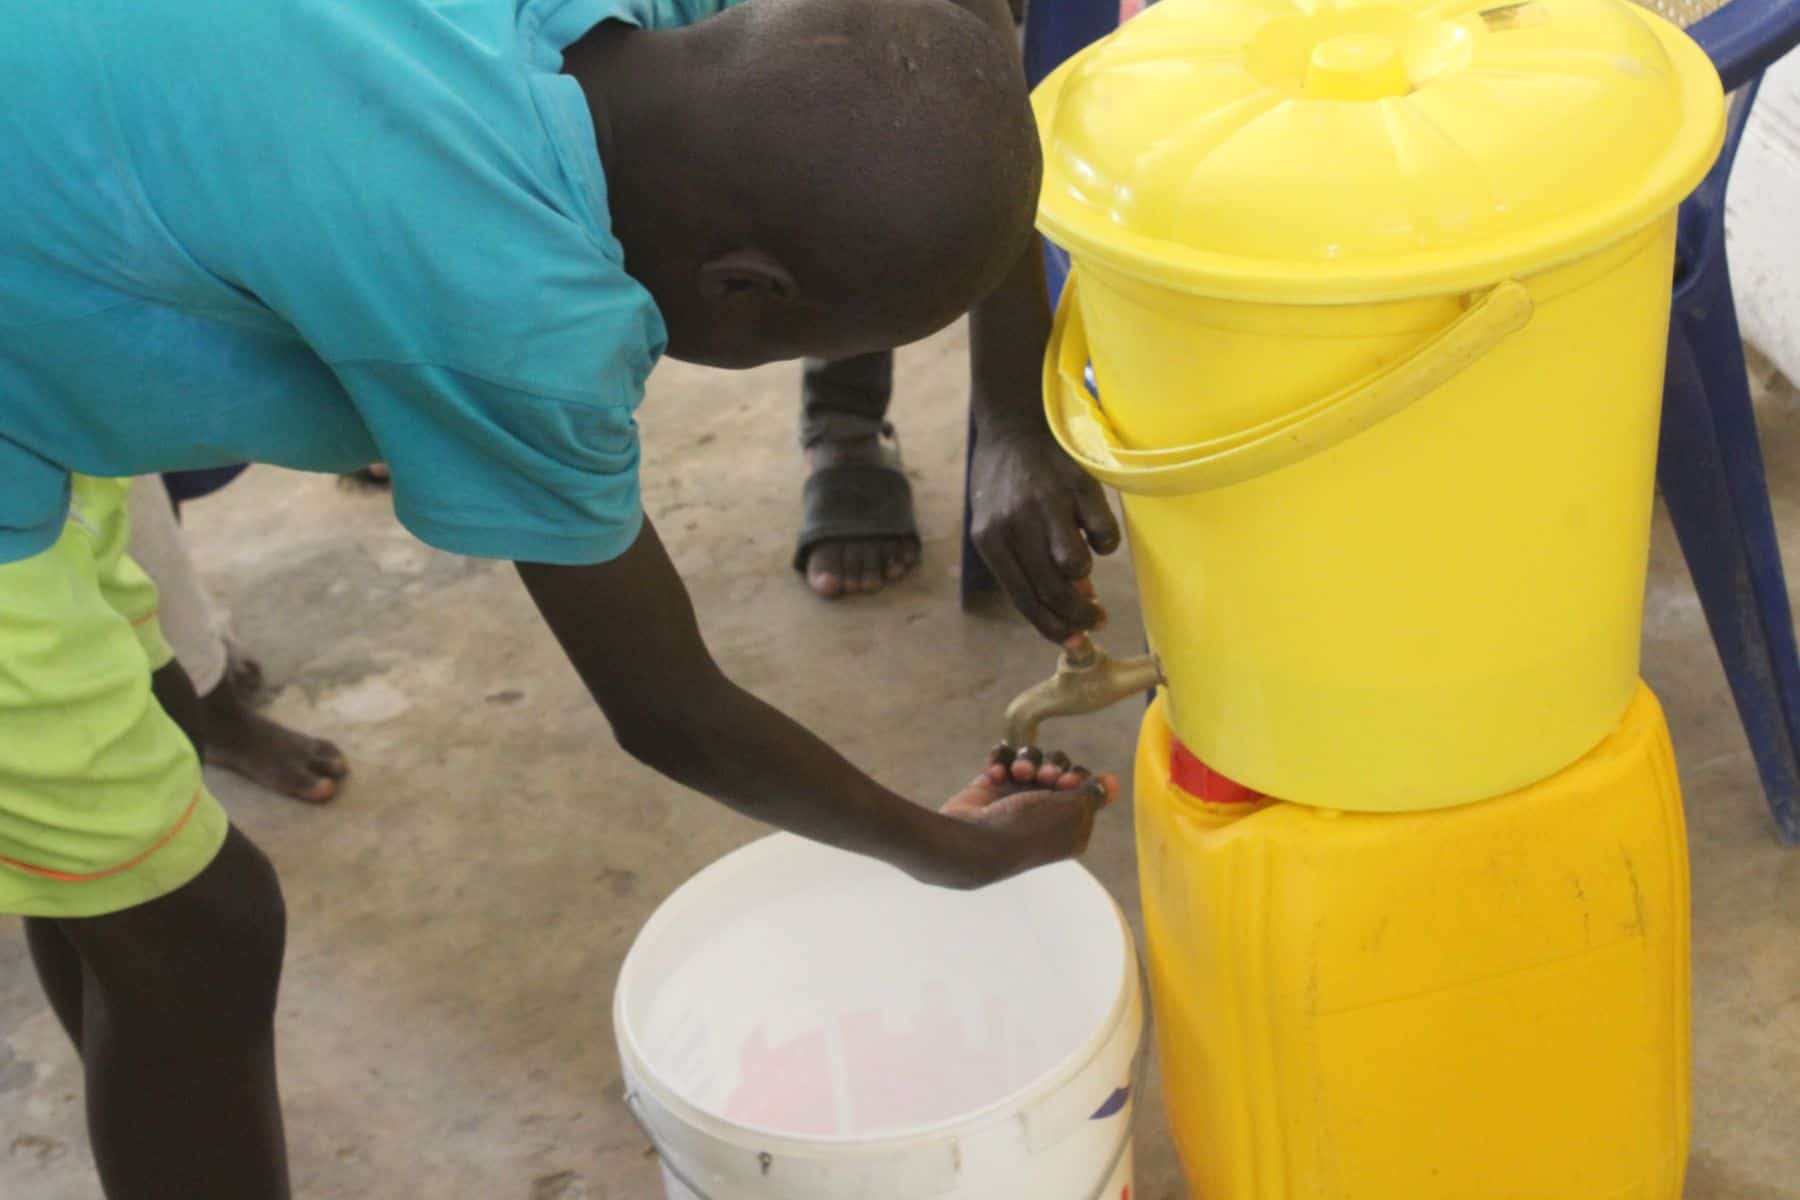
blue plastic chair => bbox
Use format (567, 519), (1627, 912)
(1656, 0), (1800, 841)
(963, 0), (1800, 840)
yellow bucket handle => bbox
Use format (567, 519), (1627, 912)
(1043, 274), (1536, 497)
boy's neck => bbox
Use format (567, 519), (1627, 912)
(565, 23), (632, 182)
(565, 23), (722, 259)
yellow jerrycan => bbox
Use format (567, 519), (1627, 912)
(1133, 687), (1690, 1199)
(1030, 0), (1725, 810)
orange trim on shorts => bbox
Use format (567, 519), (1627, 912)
(0, 790), (202, 882)
(129, 608), (160, 628)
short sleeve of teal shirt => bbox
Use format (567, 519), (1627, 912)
(590, 0), (750, 29)
(140, 0), (744, 565)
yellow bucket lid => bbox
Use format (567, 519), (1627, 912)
(1034, 0), (1726, 302)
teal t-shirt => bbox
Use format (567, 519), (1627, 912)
(0, 0), (736, 566)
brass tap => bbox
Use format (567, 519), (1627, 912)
(1004, 635), (1162, 747)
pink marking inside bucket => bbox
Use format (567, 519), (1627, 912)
(722, 981), (1023, 1136)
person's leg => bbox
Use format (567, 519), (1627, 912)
(25, 812), (291, 1199)
(23, 917), (85, 1049)
(3, 476), (282, 1199)
(57, 824), (291, 1200)
(160, 465), (252, 509)
(796, 352), (923, 597)
(24, 660), (214, 1058)
(198, 680), (349, 801)
(126, 477), (348, 803)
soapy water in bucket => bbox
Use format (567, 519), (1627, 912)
(632, 861), (1126, 1140)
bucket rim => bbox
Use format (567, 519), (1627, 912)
(1032, 8), (1724, 306)
(613, 833), (1140, 1156)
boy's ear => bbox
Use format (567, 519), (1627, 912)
(697, 248), (798, 304)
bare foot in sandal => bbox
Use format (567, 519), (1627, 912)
(796, 428), (922, 597)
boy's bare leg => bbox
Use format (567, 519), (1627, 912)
(22, 918), (85, 1047)
(24, 661), (291, 1200)
(55, 824), (291, 1200)
(21, 869), (292, 1200)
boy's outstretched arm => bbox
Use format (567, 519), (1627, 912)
(516, 519), (1114, 889)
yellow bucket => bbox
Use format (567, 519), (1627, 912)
(1034, 0), (1726, 809)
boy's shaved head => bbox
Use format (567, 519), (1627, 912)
(724, 0), (1040, 319)
(571, 0), (1042, 367)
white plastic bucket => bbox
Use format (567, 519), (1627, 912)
(614, 835), (1143, 1200)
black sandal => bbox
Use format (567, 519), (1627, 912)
(792, 429), (921, 574)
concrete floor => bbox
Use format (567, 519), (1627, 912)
(2, 326), (1797, 1198)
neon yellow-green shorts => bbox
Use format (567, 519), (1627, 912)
(0, 476), (228, 918)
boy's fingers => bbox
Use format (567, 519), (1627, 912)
(1010, 527), (1101, 631)
(971, 473), (1099, 639)
(1073, 478), (1122, 555)
(1051, 773), (1110, 804)
(984, 548), (1074, 642)
(983, 516), (1100, 643)
(1061, 787), (1103, 855)
(1011, 746), (1044, 782)
(1064, 581), (1108, 638)
(1063, 779), (1107, 826)
(1048, 505), (1095, 580)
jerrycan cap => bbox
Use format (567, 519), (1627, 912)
(1033, 0), (1725, 303)
(1171, 737), (1264, 805)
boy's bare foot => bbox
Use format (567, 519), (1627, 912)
(797, 432), (921, 597)
(200, 683), (348, 804)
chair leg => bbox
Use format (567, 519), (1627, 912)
(1658, 304), (1800, 842)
